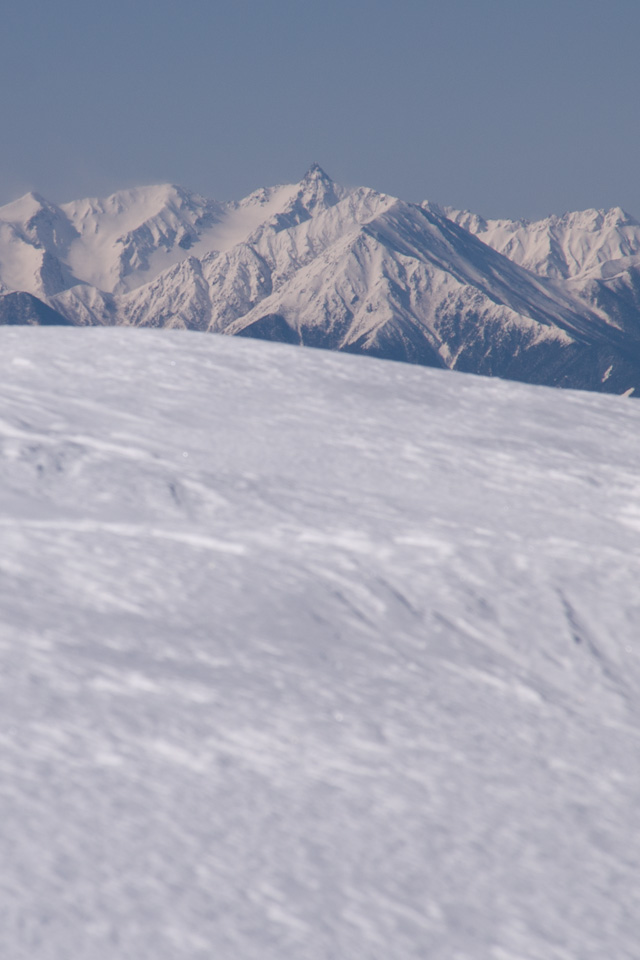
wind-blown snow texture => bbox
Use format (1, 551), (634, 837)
(1, 327), (639, 959)
(2, 166), (640, 395)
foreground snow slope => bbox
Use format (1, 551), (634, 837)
(1, 328), (639, 959)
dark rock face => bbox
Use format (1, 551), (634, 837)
(343, 319), (446, 369)
(453, 329), (640, 396)
(234, 313), (299, 345)
(232, 305), (640, 396)
(0, 292), (73, 327)
(430, 308), (640, 395)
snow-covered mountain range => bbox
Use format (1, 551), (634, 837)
(2, 326), (640, 958)
(2, 165), (640, 394)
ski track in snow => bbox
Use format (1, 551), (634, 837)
(1, 327), (640, 959)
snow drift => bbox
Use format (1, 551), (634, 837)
(1, 327), (639, 959)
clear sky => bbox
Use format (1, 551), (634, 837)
(2, 0), (640, 219)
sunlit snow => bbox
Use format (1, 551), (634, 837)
(1, 327), (639, 959)
(2, 171), (640, 395)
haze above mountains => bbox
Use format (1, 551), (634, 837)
(2, 165), (640, 395)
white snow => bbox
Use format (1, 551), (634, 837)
(62, 182), (300, 293)
(0, 182), (301, 299)
(442, 203), (640, 280)
(0, 222), (48, 295)
(2, 173), (640, 393)
(197, 183), (301, 251)
(1, 326), (639, 959)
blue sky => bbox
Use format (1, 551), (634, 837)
(2, 0), (640, 218)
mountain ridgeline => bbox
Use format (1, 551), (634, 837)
(2, 165), (640, 395)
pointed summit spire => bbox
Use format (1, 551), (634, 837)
(303, 162), (333, 183)
(297, 163), (340, 212)
(269, 165), (343, 234)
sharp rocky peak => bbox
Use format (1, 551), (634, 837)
(259, 165), (343, 235)
(301, 163), (334, 184)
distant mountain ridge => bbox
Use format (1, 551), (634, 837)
(439, 203), (640, 279)
(1, 166), (640, 395)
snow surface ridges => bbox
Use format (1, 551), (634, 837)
(1, 326), (640, 959)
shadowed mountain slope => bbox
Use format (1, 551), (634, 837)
(0, 291), (73, 326)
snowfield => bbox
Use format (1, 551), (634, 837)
(1, 327), (639, 959)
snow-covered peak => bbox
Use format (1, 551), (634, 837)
(443, 203), (640, 279)
(45, 176), (639, 396)
(219, 193), (612, 372)
(56, 184), (226, 293)
(61, 183), (219, 238)
(0, 193), (80, 298)
(0, 191), (50, 223)
(3, 173), (640, 395)
(263, 164), (347, 235)
(0, 176), (327, 298)
(298, 162), (344, 209)
(304, 161), (331, 179)
(0, 174), (344, 297)
(0, 191), (78, 252)
(299, 162), (339, 197)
